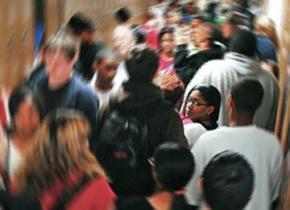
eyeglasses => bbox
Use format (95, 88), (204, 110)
(188, 98), (208, 106)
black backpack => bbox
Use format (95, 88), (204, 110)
(94, 99), (154, 196)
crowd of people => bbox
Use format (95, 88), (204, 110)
(0, 0), (284, 210)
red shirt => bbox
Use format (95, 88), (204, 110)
(41, 176), (116, 210)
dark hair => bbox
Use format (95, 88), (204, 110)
(230, 79), (264, 116)
(202, 150), (254, 210)
(229, 29), (256, 57)
(125, 46), (159, 83)
(132, 27), (147, 44)
(158, 26), (174, 50)
(94, 48), (120, 65)
(8, 85), (42, 127)
(67, 13), (96, 35)
(185, 84), (221, 129)
(154, 143), (194, 210)
(115, 7), (131, 23)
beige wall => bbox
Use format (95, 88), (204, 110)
(0, 0), (34, 89)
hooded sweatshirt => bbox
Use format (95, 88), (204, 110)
(182, 52), (279, 131)
(174, 43), (225, 86)
(116, 81), (187, 148)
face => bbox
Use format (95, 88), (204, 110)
(14, 98), (40, 136)
(160, 33), (174, 54)
(95, 57), (119, 81)
(44, 48), (75, 81)
(191, 19), (203, 43)
(185, 90), (213, 121)
(165, 10), (181, 26)
(221, 22), (235, 39)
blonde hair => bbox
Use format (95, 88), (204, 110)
(14, 109), (106, 194)
(44, 28), (80, 60)
(255, 15), (279, 50)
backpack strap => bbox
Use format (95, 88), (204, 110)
(51, 175), (91, 210)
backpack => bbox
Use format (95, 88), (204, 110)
(94, 98), (154, 196)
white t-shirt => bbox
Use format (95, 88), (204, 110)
(186, 125), (283, 210)
(184, 123), (206, 149)
(90, 62), (128, 110)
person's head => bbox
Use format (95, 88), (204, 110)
(227, 79), (264, 122)
(8, 85), (41, 136)
(202, 151), (254, 210)
(185, 85), (221, 129)
(125, 46), (159, 83)
(229, 29), (256, 57)
(190, 15), (205, 43)
(255, 15), (279, 50)
(163, 6), (181, 26)
(221, 14), (242, 39)
(15, 109), (106, 194)
(195, 22), (217, 50)
(115, 7), (131, 24)
(44, 29), (80, 83)
(93, 48), (120, 82)
(132, 27), (147, 44)
(67, 13), (96, 43)
(158, 27), (175, 54)
(151, 143), (194, 192)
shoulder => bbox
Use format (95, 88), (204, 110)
(71, 177), (116, 210)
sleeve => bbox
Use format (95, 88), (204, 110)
(174, 45), (194, 86)
(76, 88), (100, 147)
(270, 142), (283, 202)
(165, 109), (188, 147)
(91, 178), (117, 210)
(184, 124), (206, 149)
(185, 137), (207, 206)
(265, 80), (279, 131)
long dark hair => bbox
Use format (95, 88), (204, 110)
(184, 84), (221, 129)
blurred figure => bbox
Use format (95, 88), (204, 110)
(154, 26), (185, 106)
(31, 30), (99, 146)
(90, 48), (121, 111)
(117, 143), (194, 210)
(13, 109), (116, 210)
(175, 22), (225, 86)
(255, 15), (279, 79)
(95, 46), (187, 197)
(67, 13), (105, 81)
(181, 84), (221, 148)
(113, 7), (135, 57)
(1, 86), (41, 187)
(202, 151), (254, 210)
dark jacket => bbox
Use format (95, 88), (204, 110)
(115, 81), (187, 150)
(95, 81), (187, 197)
(174, 44), (225, 86)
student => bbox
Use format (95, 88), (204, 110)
(13, 109), (116, 210)
(1, 85), (41, 187)
(95, 46), (187, 197)
(202, 151), (254, 210)
(90, 48), (121, 111)
(31, 29), (99, 146)
(117, 143), (194, 210)
(186, 79), (282, 210)
(67, 13), (105, 81)
(181, 84), (221, 148)
(183, 29), (279, 131)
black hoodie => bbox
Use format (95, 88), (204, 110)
(174, 44), (225, 86)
